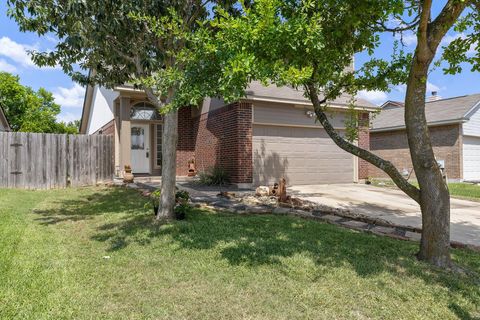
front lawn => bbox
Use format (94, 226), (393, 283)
(1, 187), (479, 319)
(448, 183), (480, 201)
(371, 179), (480, 201)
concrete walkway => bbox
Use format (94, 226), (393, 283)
(289, 184), (480, 246)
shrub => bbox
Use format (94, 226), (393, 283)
(174, 203), (190, 220)
(198, 167), (230, 186)
(175, 190), (190, 203)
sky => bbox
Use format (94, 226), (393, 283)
(0, 0), (479, 124)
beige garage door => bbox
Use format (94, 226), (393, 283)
(253, 124), (354, 185)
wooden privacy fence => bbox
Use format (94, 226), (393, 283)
(0, 132), (114, 189)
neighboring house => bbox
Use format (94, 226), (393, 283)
(0, 104), (10, 132)
(80, 81), (377, 187)
(370, 93), (480, 182)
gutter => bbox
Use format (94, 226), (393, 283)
(371, 118), (467, 132)
(243, 96), (379, 112)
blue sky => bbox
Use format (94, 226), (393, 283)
(0, 0), (479, 123)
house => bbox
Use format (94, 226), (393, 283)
(370, 93), (480, 182)
(80, 81), (377, 187)
(0, 104), (10, 132)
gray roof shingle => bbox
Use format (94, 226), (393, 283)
(245, 81), (378, 109)
(372, 94), (480, 131)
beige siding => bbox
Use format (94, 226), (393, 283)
(253, 102), (348, 128)
(253, 125), (354, 185)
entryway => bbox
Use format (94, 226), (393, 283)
(131, 124), (151, 174)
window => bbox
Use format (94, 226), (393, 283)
(131, 127), (145, 150)
(130, 102), (161, 120)
(156, 124), (162, 166)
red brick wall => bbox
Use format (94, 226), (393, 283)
(187, 102), (253, 184)
(369, 124), (462, 179)
(93, 120), (115, 135)
(176, 107), (196, 176)
(358, 112), (370, 179)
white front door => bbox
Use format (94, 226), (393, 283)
(131, 124), (151, 174)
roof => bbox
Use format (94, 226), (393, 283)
(245, 81), (378, 110)
(0, 103), (10, 131)
(80, 80), (379, 133)
(380, 100), (404, 109)
(372, 93), (480, 132)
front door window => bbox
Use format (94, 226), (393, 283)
(130, 125), (150, 173)
(131, 127), (145, 150)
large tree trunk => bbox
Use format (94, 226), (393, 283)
(404, 54), (451, 267)
(157, 109), (178, 220)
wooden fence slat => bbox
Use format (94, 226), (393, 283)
(0, 132), (113, 189)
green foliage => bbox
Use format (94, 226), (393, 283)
(7, 0), (251, 112)
(174, 202), (190, 220)
(201, 0), (411, 103)
(199, 167), (230, 186)
(442, 6), (480, 74)
(175, 190), (190, 203)
(0, 72), (75, 133)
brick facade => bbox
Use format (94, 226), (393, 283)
(176, 107), (196, 176)
(369, 124), (462, 179)
(176, 102), (253, 184)
(358, 112), (370, 180)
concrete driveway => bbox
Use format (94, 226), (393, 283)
(289, 184), (480, 246)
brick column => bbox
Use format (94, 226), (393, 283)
(233, 102), (253, 185)
(358, 112), (370, 180)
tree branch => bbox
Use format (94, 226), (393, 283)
(305, 83), (421, 204)
(428, 0), (470, 50)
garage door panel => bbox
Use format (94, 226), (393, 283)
(463, 136), (480, 181)
(253, 124), (354, 185)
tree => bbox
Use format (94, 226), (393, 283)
(0, 71), (73, 133)
(8, 0), (247, 220)
(205, 0), (479, 268)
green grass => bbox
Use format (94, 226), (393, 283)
(1, 187), (479, 319)
(371, 179), (480, 201)
(448, 183), (480, 201)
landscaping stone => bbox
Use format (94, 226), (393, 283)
(273, 207), (291, 215)
(371, 226), (396, 235)
(405, 231), (422, 241)
(341, 220), (369, 229)
(321, 215), (343, 222)
(255, 186), (269, 197)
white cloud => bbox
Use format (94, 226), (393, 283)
(0, 59), (17, 73)
(0, 36), (59, 70)
(357, 90), (388, 106)
(395, 32), (417, 46)
(56, 112), (80, 124)
(53, 83), (85, 109)
(0, 37), (38, 68)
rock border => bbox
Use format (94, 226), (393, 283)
(127, 181), (480, 253)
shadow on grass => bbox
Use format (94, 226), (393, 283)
(33, 187), (480, 317)
(32, 187), (147, 225)
(93, 206), (480, 316)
